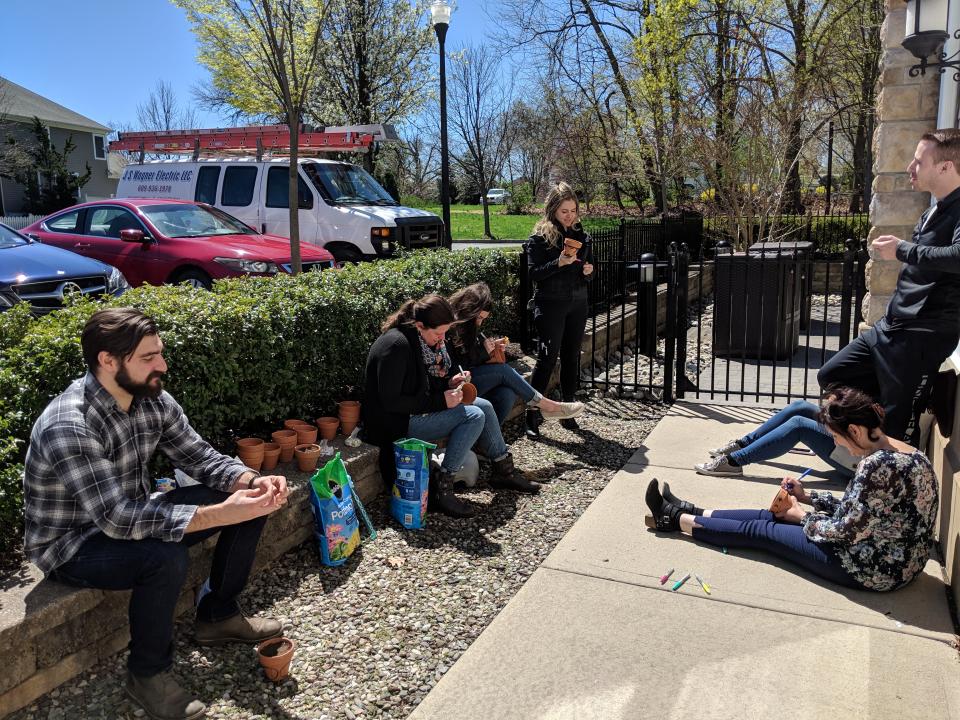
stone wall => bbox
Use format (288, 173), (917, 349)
(868, 0), (939, 325)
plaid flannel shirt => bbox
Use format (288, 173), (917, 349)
(23, 373), (250, 574)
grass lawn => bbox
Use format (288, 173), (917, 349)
(416, 204), (622, 241)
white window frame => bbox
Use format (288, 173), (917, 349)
(92, 134), (106, 160)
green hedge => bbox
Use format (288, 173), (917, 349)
(0, 248), (520, 551)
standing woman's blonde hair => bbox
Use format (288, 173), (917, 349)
(532, 182), (580, 247)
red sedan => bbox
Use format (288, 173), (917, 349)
(23, 199), (335, 289)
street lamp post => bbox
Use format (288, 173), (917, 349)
(430, 0), (452, 249)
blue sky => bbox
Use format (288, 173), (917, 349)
(0, 0), (493, 131)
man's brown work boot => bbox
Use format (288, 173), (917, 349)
(195, 613), (282, 646)
(125, 670), (206, 720)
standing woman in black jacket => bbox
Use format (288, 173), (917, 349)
(525, 182), (594, 437)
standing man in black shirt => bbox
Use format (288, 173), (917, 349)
(818, 129), (960, 442)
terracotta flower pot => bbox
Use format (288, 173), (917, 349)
(316, 416), (339, 440)
(460, 382), (478, 405)
(769, 487), (791, 514)
(261, 442), (281, 472)
(561, 238), (582, 258)
(340, 420), (358, 436)
(257, 637), (295, 683)
(236, 438), (265, 471)
(271, 429), (298, 462)
(284, 419), (306, 431)
(292, 422), (318, 445)
(337, 400), (361, 421)
(294, 443), (322, 472)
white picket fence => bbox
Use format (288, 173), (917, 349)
(0, 214), (43, 230)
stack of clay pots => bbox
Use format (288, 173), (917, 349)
(236, 438), (265, 471)
(337, 400), (361, 436)
(286, 420), (318, 445)
(261, 442), (281, 472)
(271, 429), (298, 462)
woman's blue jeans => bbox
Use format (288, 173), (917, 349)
(730, 400), (851, 476)
(48, 484), (268, 677)
(408, 397), (508, 473)
(692, 510), (861, 589)
(469, 362), (541, 424)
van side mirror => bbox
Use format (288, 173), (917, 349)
(120, 228), (147, 243)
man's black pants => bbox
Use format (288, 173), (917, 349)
(817, 322), (958, 442)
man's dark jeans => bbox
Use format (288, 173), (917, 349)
(49, 484), (268, 677)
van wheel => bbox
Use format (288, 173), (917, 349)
(172, 268), (212, 290)
(332, 246), (363, 266)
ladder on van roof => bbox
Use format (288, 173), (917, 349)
(109, 124), (397, 162)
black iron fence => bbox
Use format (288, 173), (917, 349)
(518, 235), (868, 405)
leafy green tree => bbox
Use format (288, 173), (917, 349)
(174, 0), (328, 273)
(2, 118), (91, 215)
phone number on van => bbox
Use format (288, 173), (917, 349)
(136, 184), (173, 194)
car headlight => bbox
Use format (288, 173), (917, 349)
(107, 266), (131, 295)
(213, 257), (279, 274)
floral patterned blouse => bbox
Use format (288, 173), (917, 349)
(803, 449), (938, 592)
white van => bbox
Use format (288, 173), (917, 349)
(116, 157), (442, 262)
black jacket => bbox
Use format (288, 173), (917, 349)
(361, 326), (448, 448)
(448, 326), (490, 370)
(526, 223), (594, 301)
(889, 185), (960, 331)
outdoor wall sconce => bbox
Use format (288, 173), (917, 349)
(902, 0), (959, 77)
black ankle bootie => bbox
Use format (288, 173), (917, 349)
(662, 482), (704, 516)
(525, 408), (543, 439)
(644, 478), (683, 532)
(428, 468), (475, 518)
(560, 417), (579, 430)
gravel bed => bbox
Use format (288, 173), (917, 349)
(12, 395), (665, 720)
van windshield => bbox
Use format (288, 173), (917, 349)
(140, 204), (257, 238)
(302, 162), (397, 206)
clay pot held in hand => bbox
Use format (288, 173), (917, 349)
(460, 382), (478, 405)
(271, 429), (298, 463)
(257, 637), (296, 683)
(294, 443), (322, 472)
(316, 416), (339, 440)
(261, 442), (281, 472)
(561, 238), (582, 258)
(769, 487), (791, 514)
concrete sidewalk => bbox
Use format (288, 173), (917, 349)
(410, 401), (960, 720)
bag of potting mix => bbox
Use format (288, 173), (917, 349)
(391, 438), (436, 529)
(309, 452), (373, 566)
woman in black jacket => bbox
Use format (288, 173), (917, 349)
(362, 294), (540, 518)
(525, 182), (594, 437)
(448, 282), (584, 425)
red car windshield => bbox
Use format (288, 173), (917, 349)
(140, 204), (256, 238)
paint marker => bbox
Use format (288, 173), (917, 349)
(785, 468), (812, 491)
(670, 573), (691, 592)
(659, 568), (674, 585)
(694, 574), (711, 595)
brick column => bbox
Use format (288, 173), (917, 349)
(866, 0), (940, 326)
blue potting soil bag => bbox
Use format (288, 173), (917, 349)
(309, 453), (361, 566)
(391, 438), (436, 529)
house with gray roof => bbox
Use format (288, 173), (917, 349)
(0, 76), (116, 215)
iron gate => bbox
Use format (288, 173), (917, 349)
(519, 237), (868, 405)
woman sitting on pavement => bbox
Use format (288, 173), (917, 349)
(695, 399), (857, 478)
(645, 386), (938, 591)
(362, 293), (540, 519)
(447, 282), (584, 426)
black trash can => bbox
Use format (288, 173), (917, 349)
(713, 252), (801, 361)
(748, 241), (813, 330)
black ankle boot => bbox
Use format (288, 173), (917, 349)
(428, 468), (475, 518)
(662, 482), (704, 516)
(525, 408), (543, 439)
(490, 452), (541, 494)
(560, 417), (579, 430)
(644, 478), (683, 532)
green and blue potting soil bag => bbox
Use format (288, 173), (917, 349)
(391, 438), (436, 529)
(308, 452), (362, 566)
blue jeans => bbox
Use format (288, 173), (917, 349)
(469, 363), (541, 424)
(692, 510), (861, 589)
(408, 397), (508, 473)
(731, 400), (851, 476)
(48, 484), (267, 677)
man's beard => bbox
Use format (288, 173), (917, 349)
(116, 365), (164, 399)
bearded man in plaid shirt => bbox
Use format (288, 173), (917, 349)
(24, 307), (291, 720)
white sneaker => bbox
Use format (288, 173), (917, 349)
(540, 401), (585, 420)
(695, 455), (743, 477)
(708, 439), (742, 457)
